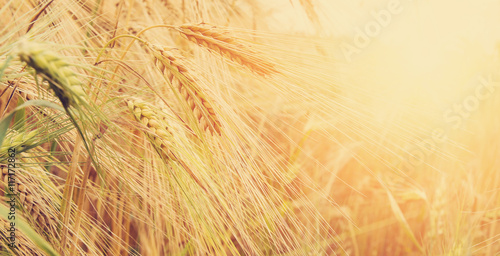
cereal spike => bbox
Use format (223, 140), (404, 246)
(127, 99), (174, 159)
(176, 23), (278, 76)
(147, 43), (222, 135)
(0, 130), (37, 155)
(17, 41), (87, 108)
(127, 99), (206, 191)
(0, 218), (46, 256)
(0, 165), (59, 243)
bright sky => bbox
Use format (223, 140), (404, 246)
(263, 0), (500, 133)
(265, 0), (500, 52)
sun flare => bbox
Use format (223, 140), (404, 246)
(0, 0), (498, 255)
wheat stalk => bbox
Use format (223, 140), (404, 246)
(17, 41), (87, 108)
(175, 23), (278, 76)
(146, 43), (222, 136)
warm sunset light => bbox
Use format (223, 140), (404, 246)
(0, 0), (498, 255)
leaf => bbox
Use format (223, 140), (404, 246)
(180, 239), (192, 256)
(0, 204), (60, 256)
(0, 55), (13, 82)
(0, 113), (14, 149)
(13, 97), (25, 130)
(383, 184), (424, 253)
(0, 100), (64, 147)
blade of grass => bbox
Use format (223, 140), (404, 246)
(0, 55), (13, 82)
(13, 97), (25, 130)
(383, 184), (424, 253)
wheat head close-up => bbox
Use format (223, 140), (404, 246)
(0, 0), (499, 255)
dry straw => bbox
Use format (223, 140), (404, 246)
(17, 41), (87, 108)
(175, 23), (278, 76)
(146, 43), (222, 135)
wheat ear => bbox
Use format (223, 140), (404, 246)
(127, 99), (206, 191)
(146, 43), (222, 135)
(1, 219), (44, 256)
(0, 165), (59, 241)
(0, 130), (37, 157)
(176, 23), (278, 76)
(17, 41), (87, 108)
(127, 99), (174, 159)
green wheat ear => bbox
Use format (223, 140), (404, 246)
(0, 130), (37, 154)
(17, 41), (87, 109)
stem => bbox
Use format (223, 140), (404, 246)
(94, 34), (148, 64)
(116, 24), (176, 68)
(59, 137), (83, 253)
(69, 155), (92, 256)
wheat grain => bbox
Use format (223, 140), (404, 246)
(17, 41), (87, 108)
(176, 23), (278, 76)
(146, 43), (222, 135)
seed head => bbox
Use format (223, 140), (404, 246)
(17, 41), (87, 108)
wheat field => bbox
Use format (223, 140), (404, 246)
(0, 0), (499, 255)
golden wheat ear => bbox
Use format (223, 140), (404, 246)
(145, 43), (222, 136)
(127, 99), (175, 158)
(17, 41), (87, 109)
(127, 99), (207, 191)
(0, 165), (59, 243)
(175, 23), (278, 76)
